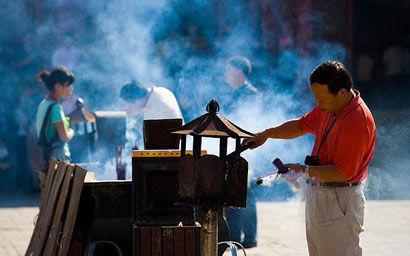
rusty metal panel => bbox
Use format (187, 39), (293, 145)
(180, 154), (229, 205)
(69, 181), (133, 255)
(133, 155), (195, 226)
(198, 155), (225, 204)
(143, 119), (182, 150)
(226, 156), (248, 207)
(179, 155), (196, 203)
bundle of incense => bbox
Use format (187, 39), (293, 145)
(256, 158), (290, 185)
(256, 171), (279, 185)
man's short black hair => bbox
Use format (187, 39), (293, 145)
(310, 61), (352, 95)
(227, 56), (252, 77)
(120, 81), (148, 102)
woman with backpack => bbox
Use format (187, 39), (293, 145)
(34, 67), (75, 190)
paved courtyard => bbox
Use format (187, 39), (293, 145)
(1, 193), (409, 255)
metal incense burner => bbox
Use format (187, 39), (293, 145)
(172, 99), (254, 256)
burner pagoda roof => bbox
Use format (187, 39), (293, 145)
(172, 99), (254, 138)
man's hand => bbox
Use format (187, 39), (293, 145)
(242, 130), (269, 149)
(284, 163), (305, 173)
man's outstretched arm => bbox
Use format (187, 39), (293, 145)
(243, 119), (308, 149)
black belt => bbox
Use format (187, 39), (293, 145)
(306, 180), (362, 187)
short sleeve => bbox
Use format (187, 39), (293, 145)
(50, 104), (65, 125)
(333, 122), (368, 177)
(298, 107), (319, 134)
(144, 88), (183, 120)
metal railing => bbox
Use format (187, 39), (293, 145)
(218, 241), (247, 256)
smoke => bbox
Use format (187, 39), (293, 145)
(365, 110), (410, 199)
(6, 0), (404, 201)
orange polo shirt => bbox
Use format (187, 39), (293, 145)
(298, 90), (376, 183)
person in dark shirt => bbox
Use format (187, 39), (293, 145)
(223, 56), (258, 248)
(224, 56), (259, 101)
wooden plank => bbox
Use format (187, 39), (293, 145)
(185, 227), (196, 256)
(57, 165), (87, 256)
(26, 159), (59, 256)
(195, 227), (200, 256)
(198, 155), (224, 203)
(40, 159), (59, 213)
(43, 164), (75, 256)
(162, 228), (173, 256)
(151, 227), (162, 256)
(27, 161), (68, 256)
(140, 227), (151, 256)
(173, 228), (185, 256)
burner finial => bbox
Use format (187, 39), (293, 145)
(206, 99), (219, 114)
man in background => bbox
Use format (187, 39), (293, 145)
(120, 81), (183, 150)
(224, 56), (259, 101)
(223, 56), (259, 248)
(120, 81), (183, 120)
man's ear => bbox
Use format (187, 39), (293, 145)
(238, 69), (246, 79)
(338, 88), (348, 96)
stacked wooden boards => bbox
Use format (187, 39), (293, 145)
(25, 159), (87, 256)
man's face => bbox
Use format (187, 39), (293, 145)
(311, 82), (341, 113)
(224, 65), (245, 87)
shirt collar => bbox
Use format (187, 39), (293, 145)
(336, 89), (362, 119)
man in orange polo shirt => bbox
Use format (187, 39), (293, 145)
(243, 61), (376, 256)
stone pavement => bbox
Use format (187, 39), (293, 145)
(0, 193), (39, 256)
(1, 193), (409, 256)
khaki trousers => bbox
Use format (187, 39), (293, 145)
(306, 184), (365, 256)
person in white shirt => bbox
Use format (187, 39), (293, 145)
(119, 81), (183, 120)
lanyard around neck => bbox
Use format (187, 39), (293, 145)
(315, 102), (361, 155)
(316, 113), (339, 155)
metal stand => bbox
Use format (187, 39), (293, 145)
(171, 100), (255, 256)
(199, 207), (218, 256)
